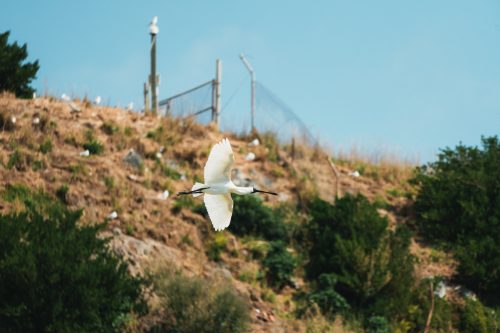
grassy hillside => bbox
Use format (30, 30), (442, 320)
(0, 92), (493, 332)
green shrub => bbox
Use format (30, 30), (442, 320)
(150, 267), (250, 333)
(307, 274), (350, 315)
(262, 241), (296, 289)
(172, 195), (196, 214)
(366, 316), (390, 333)
(83, 139), (104, 155)
(229, 195), (288, 242)
(403, 279), (456, 332)
(7, 149), (23, 169)
(243, 239), (270, 260)
(55, 184), (69, 204)
(104, 176), (115, 192)
(101, 122), (120, 135)
(411, 136), (500, 305)
(161, 163), (181, 180)
(39, 137), (52, 154)
(0, 31), (39, 98)
(0, 184), (146, 332)
(305, 194), (414, 321)
(459, 298), (499, 333)
(7, 149), (32, 171)
(207, 233), (228, 261)
(31, 159), (45, 171)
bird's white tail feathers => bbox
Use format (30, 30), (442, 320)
(191, 182), (206, 197)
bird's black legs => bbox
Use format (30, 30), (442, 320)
(176, 187), (210, 196)
(252, 188), (278, 196)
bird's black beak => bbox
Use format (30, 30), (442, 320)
(252, 188), (278, 196)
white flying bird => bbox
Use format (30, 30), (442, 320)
(178, 138), (277, 231)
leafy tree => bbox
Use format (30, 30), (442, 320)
(262, 241), (296, 289)
(412, 136), (500, 305)
(229, 195), (288, 242)
(0, 185), (146, 332)
(0, 31), (39, 98)
(305, 195), (414, 321)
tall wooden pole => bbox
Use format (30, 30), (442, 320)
(150, 34), (157, 115)
(149, 17), (159, 115)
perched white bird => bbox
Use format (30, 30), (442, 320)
(245, 152), (256, 161)
(158, 190), (169, 200)
(248, 138), (260, 146)
(435, 281), (447, 299)
(94, 96), (102, 105)
(149, 16), (159, 35)
(178, 138), (277, 231)
(107, 211), (118, 220)
(350, 170), (360, 177)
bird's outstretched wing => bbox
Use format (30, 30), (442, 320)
(204, 193), (233, 231)
(204, 138), (234, 184)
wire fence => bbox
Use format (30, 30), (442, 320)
(158, 75), (315, 146)
(158, 80), (215, 124)
(254, 82), (315, 144)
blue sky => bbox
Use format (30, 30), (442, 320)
(2, 1), (499, 162)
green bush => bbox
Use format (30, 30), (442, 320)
(0, 31), (39, 98)
(459, 298), (499, 333)
(206, 232), (228, 261)
(7, 149), (23, 170)
(83, 139), (104, 155)
(55, 184), (69, 204)
(366, 316), (390, 333)
(39, 137), (52, 154)
(0, 184), (146, 332)
(229, 195), (288, 242)
(172, 195), (196, 214)
(101, 122), (120, 135)
(262, 241), (296, 289)
(411, 136), (500, 305)
(150, 267), (250, 333)
(404, 279), (456, 332)
(305, 195), (414, 322)
(307, 274), (350, 314)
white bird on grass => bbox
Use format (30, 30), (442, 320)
(177, 138), (277, 231)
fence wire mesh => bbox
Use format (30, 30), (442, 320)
(159, 80), (214, 124)
(159, 78), (315, 146)
(254, 82), (315, 144)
